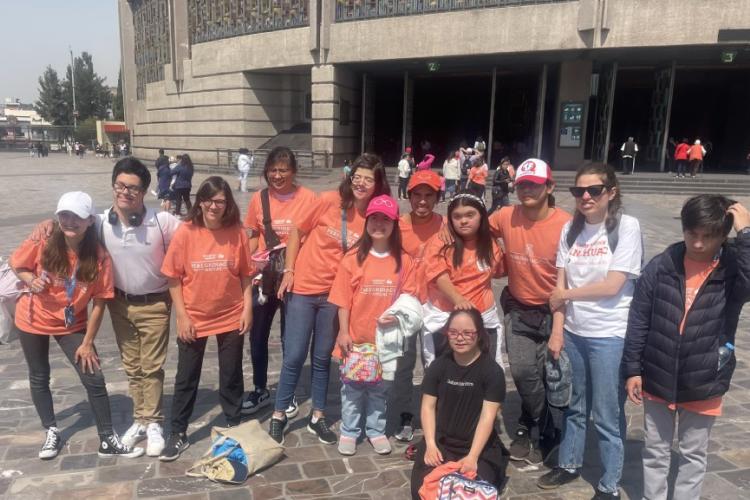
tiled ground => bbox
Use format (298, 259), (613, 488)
(1, 152), (749, 499)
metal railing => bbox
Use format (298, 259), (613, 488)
(206, 148), (332, 172)
(335, 0), (573, 22)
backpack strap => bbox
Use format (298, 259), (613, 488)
(341, 208), (348, 252)
(261, 189), (281, 249)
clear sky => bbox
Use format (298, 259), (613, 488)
(0, 1), (120, 104)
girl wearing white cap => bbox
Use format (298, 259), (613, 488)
(9, 191), (144, 460)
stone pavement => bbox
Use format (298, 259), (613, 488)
(1, 152), (750, 499)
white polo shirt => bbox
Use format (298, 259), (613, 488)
(97, 208), (181, 295)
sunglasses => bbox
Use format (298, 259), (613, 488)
(569, 185), (609, 198)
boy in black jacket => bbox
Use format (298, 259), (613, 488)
(622, 195), (750, 500)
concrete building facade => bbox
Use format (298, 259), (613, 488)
(118, 0), (750, 170)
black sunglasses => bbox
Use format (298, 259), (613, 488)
(569, 185), (608, 198)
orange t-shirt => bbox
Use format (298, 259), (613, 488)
(469, 164), (489, 185)
(489, 206), (572, 306)
(400, 213), (445, 301)
(161, 222), (253, 337)
(329, 251), (417, 358)
(292, 191), (367, 295)
(644, 256), (722, 416)
(423, 237), (504, 312)
(11, 237), (114, 335)
(243, 186), (317, 250)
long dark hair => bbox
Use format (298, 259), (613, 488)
(355, 215), (402, 272)
(442, 194), (495, 269)
(338, 153), (391, 210)
(186, 176), (241, 228)
(264, 146), (298, 184)
(42, 222), (101, 283)
(567, 163), (621, 246)
(180, 154), (194, 176)
(442, 308), (491, 354)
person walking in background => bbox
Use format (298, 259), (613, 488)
(417, 153), (435, 171)
(467, 157), (489, 200)
(674, 138), (690, 178)
(538, 163), (643, 499)
(620, 137), (638, 175)
(10, 191), (144, 460)
(155, 149), (169, 172)
(443, 150), (461, 199)
(237, 148), (253, 193)
(688, 140), (707, 179)
(398, 153), (411, 200)
(490, 157), (515, 213)
(623, 195), (750, 500)
(157, 156), (176, 213)
(159, 176), (253, 462)
(172, 154), (195, 216)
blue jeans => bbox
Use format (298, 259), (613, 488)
(274, 292), (338, 413)
(340, 381), (392, 439)
(558, 331), (626, 494)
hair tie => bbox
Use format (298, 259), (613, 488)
(451, 193), (485, 207)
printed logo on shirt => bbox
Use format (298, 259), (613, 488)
(569, 239), (609, 260)
(191, 253), (235, 272)
(325, 226), (361, 247)
(447, 379), (474, 387)
(268, 218), (294, 236)
(507, 243), (555, 268)
(361, 278), (396, 297)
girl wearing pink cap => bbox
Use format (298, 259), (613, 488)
(329, 195), (418, 456)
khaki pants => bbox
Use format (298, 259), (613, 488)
(108, 295), (171, 424)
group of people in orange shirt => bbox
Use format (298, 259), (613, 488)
(8, 146), (750, 500)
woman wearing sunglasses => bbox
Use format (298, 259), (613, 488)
(537, 164), (642, 499)
(10, 192), (144, 460)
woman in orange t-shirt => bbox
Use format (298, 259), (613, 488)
(467, 159), (489, 200)
(422, 193), (505, 367)
(241, 147), (316, 417)
(329, 195), (417, 456)
(11, 191), (143, 460)
(160, 176), (253, 462)
(267, 153), (391, 446)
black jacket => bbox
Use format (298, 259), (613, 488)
(622, 233), (750, 403)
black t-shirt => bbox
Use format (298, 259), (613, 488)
(422, 352), (505, 448)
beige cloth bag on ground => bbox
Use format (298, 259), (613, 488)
(186, 420), (284, 484)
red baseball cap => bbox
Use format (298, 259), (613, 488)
(514, 158), (553, 185)
(366, 195), (399, 220)
(407, 170), (441, 193)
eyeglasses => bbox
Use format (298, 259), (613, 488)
(352, 174), (375, 186)
(569, 185), (608, 198)
(113, 182), (144, 194)
(202, 199), (227, 208)
(446, 328), (478, 340)
(370, 197), (395, 208)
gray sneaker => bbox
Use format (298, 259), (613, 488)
(368, 435), (392, 455)
(338, 435), (356, 456)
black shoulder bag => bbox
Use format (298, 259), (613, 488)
(260, 189), (286, 297)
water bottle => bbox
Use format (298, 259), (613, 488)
(718, 342), (735, 370)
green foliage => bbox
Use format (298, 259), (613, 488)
(61, 52), (112, 122)
(35, 66), (70, 125)
(74, 117), (98, 145)
(112, 70), (125, 120)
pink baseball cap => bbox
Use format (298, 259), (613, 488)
(515, 158), (553, 185)
(366, 195), (399, 220)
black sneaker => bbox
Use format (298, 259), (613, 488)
(509, 427), (531, 461)
(307, 415), (337, 445)
(241, 388), (271, 415)
(537, 468), (580, 489)
(285, 396), (299, 419)
(98, 433), (145, 458)
(394, 412), (414, 442)
(524, 442), (543, 466)
(592, 489), (620, 499)
(39, 427), (62, 460)
(159, 432), (189, 462)
(269, 416), (287, 445)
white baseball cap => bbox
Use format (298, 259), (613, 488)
(515, 158), (554, 185)
(56, 191), (95, 219)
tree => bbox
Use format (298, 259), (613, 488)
(74, 117), (98, 145)
(62, 52), (112, 122)
(112, 69), (125, 120)
(35, 66), (70, 125)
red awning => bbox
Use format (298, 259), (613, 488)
(104, 123), (128, 133)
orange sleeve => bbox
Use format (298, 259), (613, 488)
(328, 255), (354, 310)
(297, 191), (335, 235)
(423, 238), (451, 283)
(10, 236), (44, 272)
(400, 254), (418, 296)
(237, 229), (254, 277)
(488, 209), (503, 239)
(161, 225), (186, 279)
(91, 253), (115, 300)
(492, 242), (506, 278)
(243, 192), (261, 233)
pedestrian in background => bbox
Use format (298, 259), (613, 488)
(674, 138), (690, 178)
(688, 140), (707, 179)
(442, 150), (461, 199)
(172, 154), (194, 216)
(237, 148), (253, 193)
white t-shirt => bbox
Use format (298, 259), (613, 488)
(237, 153), (252, 173)
(398, 159), (411, 178)
(556, 214), (642, 339)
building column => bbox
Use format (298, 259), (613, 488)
(553, 60), (593, 170)
(117, 0), (138, 133)
(401, 71), (413, 153)
(311, 64), (361, 168)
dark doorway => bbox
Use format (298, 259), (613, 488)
(371, 76), (404, 167)
(609, 68), (653, 167)
(490, 71), (540, 166)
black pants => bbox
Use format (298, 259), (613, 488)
(621, 156), (634, 174)
(170, 330), (245, 433)
(676, 159), (688, 176)
(398, 177), (409, 199)
(467, 181), (485, 200)
(410, 438), (508, 499)
(250, 287), (285, 390)
(174, 188), (192, 215)
(690, 159), (702, 177)
(19, 330), (113, 436)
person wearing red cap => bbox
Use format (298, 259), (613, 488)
(487, 158), (571, 466)
(392, 169), (445, 442)
(329, 195), (418, 456)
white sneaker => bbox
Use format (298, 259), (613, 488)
(146, 423), (165, 457)
(121, 422), (146, 448)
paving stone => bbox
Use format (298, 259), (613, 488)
(97, 461), (157, 482)
(284, 478), (331, 495)
(209, 486), (253, 500)
(60, 453), (99, 470)
(47, 480), (134, 500)
(250, 483), (284, 499)
(136, 475), (221, 497)
(301, 458), (349, 478)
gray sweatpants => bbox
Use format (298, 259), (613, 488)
(642, 398), (716, 500)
